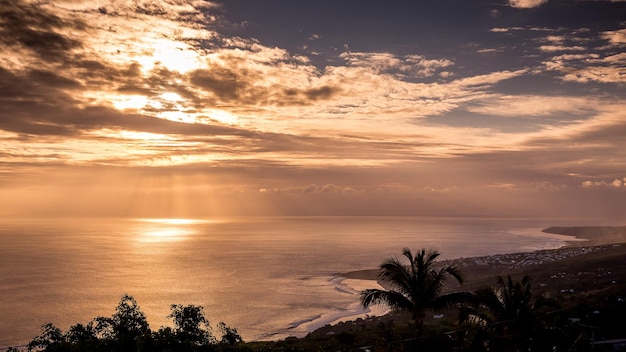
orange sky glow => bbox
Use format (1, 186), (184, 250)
(1, 0), (625, 220)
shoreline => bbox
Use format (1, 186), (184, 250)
(339, 225), (626, 282)
(256, 277), (389, 341)
(295, 235), (626, 347)
(312, 226), (626, 337)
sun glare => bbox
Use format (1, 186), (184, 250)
(112, 95), (148, 110)
(161, 92), (183, 102)
(117, 130), (175, 141)
(139, 218), (206, 225)
(209, 109), (238, 124)
(139, 227), (191, 243)
(134, 39), (201, 74)
(157, 110), (197, 124)
(133, 218), (212, 244)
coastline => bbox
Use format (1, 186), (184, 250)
(339, 225), (626, 282)
(291, 228), (626, 349)
(317, 226), (626, 337)
(542, 225), (626, 246)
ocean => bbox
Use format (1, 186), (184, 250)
(0, 216), (584, 347)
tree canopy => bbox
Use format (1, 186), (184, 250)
(361, 248), (467, 337)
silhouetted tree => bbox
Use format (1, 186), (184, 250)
(28, 323), (66, 352)
(361, 248), (466, 338)
(168, 304), (215, 346)
(26, 294), (247, 352)
(90, 293), (151, 350)
(218, 322), (243, 346)
(460, 275), (559, 351)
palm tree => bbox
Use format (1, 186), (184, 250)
(460, 275), (559, 351)
(360, 248), (466, 337)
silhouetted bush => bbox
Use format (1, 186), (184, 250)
(27, 294), (242, 352)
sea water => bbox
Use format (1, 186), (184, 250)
(0, 216), (585, 347)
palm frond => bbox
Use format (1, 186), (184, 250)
(459, 306), (492, 327)
(379, 258), (412, 295)
(432, 291), (473, 311)
(360, 289), (413, 311)
(360, 247), (470, 336)
(444, 265), (464, 285)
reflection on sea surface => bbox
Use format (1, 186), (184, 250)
(133, 218), (206, 243)
(0, 216), (590, 347)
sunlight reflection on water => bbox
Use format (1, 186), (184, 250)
(137, 218), (215, 225)
(0, 216), (593, 347)
(134, 218), (219, 243)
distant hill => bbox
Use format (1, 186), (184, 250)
(542, 226), (626, 245)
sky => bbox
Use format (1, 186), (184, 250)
(0, 0), (625, 219)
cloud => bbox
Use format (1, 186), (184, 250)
(532, 181), (568, 192)
(602, 28), (626, 44)
(339, 52), (453, 79)
(538, 26), (626, 84)
(508, 0), (548, 8)
(0, 0), (85, 62)
(582, 178), (626, 189)
(559, 52), (626, 83)
(467, 95), (596, 118)
(259, 184), (358, 194)
(188, 60), (340, 105)
(190, 67), (248, 101)
(539, 45), (586, 52)
(1, 0), (625, 219)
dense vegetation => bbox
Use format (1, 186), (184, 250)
(22, 294), (243, 352)
(16, 247), (626, 352)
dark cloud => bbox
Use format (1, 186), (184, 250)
(134, 1), (169, 16)
(0, 65), (210, 136)
(580, 120), (626, 144)
(190, 67), (247, 101)
(189, 66), (341, 106)
(0, 66), (80, 135)
(303, 86), (337, 101)
(527, 119), (626, 148)
(27, 69), (83, 88)
(0, 0), (85, 61)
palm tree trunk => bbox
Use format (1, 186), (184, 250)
(413, 310), (424, 337)
(413, 311), (424, 352)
